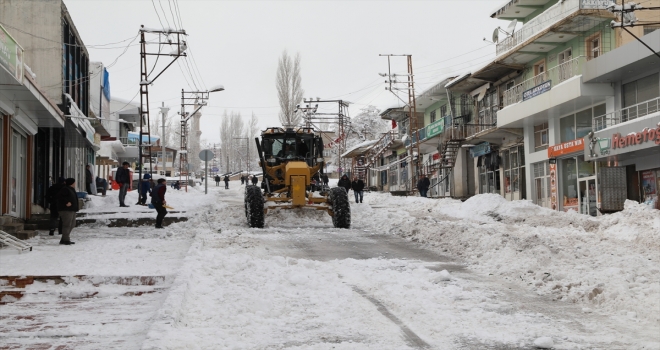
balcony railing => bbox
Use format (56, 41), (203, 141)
(502, 56), (585, 108)
(496, 0), (608, 56)
(593, 97), (660, 131)
(118, 137), (138, 147)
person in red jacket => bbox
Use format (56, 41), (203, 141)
(151, 178), (168, 229)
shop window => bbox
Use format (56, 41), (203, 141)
(534, 122), (549, 151)
(561, 158), (578, 212)
(430, 109), (436, 123)
(479, 152), (501, 194)
(533, 161), (551, 208)
(502, 146), (524, 194)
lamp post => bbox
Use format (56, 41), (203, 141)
(179, 85), (225, 192)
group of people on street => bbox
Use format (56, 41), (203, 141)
(337, 175), (365, 203)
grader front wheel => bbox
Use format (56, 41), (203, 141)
(329, 187), (351, 229)
(245, 185), (265, 228)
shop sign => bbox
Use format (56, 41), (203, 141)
(612, 124), (660, 149)
(548, 138), (584, 158)
(0, 24), (23, 83)
(522, 80), (551, 101)
(470, 142), (491, 158)
(426, 119), (444, 138)
(580, 0), (611, 9)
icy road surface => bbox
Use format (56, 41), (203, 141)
(1, 180), (658, 349)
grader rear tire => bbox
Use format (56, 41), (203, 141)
(329, 187), (351, 229)
(245, 185), (265, 228)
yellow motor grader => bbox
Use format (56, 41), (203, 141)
(244, 127), (350, 229)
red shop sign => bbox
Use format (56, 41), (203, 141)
(548, 138), (584, 158)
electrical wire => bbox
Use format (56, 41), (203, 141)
(151, 0), (166, 29)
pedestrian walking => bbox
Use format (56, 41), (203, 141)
(338, 174), (351, 193)
(56, 178), (79, 245)
(46, 177), (65, 236)
(151, 178), (168, 229)
(116, 162), (131, 207)
(251, 175), (258, 185)
(215, 175), (221, 186)
(172, 180), (181, 190)
(240, 175), (245, 185)
(85, 164), (93, 194)
(321, 173), (329, 189)
(224, 175), (229, 189)
(138, 173), (152, 205)
(351, 177), (365, 203)
(417, 174), (430, 198)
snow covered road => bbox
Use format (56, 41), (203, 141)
(1, 182), (658, 349)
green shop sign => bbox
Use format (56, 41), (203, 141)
(0, 24), (24, 83)
(426, 118), (445, 138)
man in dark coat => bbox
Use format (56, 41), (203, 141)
(115, 162), (131, 207)
(338, 174), (351, 193)
(85, 165), (93, 194)
(224, 175), (230, 189)
(351, 177), (365, 203)
(215, 175), (221, 186)
(56, 178), (79, 245)
(46, 177), (65, 235)
(240, 175), (245, 185)
(251, 175), (258, 185)
(151, 178), (168, 229)
(417, 174), (431, 198)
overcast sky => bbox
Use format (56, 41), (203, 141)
(65, 0), (507, 143)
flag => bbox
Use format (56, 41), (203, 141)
(392, 120), (397, 129)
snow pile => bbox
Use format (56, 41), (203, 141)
(360, 192), (660, 326)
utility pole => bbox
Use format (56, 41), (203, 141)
(298, 98), (350, 175)
(137, 25), (186, 191)
(379, 54), (419, 192)
(608, 1), (660, 59)
(159, 102), (169, 176)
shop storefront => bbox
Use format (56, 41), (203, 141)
(585, 114), (660, 210)
(548, 138), (601, 215)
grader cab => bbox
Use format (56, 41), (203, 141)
(244, 127), (351, 229)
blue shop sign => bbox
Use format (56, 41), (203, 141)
(523, 80), (552, 101)
(470, 142), (491, 157)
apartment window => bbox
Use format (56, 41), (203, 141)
(623, 73), (659, 107)
(430, 109), (436, 123)
(559, 104), (606, 142)
(534, 122), (549, 151)
(586, 33), (601, 60)
(506, 80), (515, 90)
(644, 26), (660, 35)
(558, 48), (572, 64)
(534, 60), (546, 76)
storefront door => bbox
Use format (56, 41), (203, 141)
(10, 129), (27, 217)
(578, 177), (597, 216)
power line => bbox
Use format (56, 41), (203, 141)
(150, 0), (166, 29)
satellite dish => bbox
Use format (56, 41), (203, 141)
(506, 19), (518, 35)
(492, 28), (500, 43)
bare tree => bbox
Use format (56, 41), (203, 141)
(276, 50), (304, 128)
